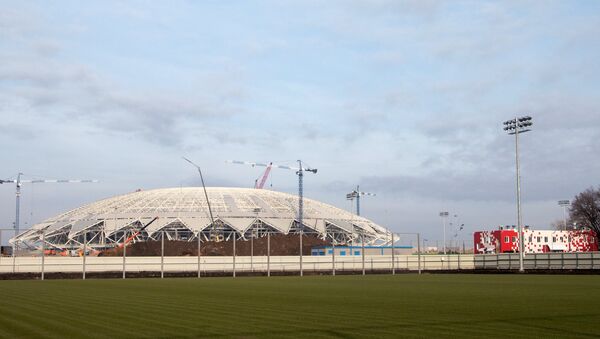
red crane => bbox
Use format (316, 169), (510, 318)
(118, 216), (159, 248)
(226, 161), (278, 189)
(255, 162), (273, 189)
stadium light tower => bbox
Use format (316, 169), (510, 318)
(439, 211), (449, 254)
(558, 200), (570, 230)
(503, 115), (533, 272)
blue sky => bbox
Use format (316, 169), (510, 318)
(1, 1), (599, 246)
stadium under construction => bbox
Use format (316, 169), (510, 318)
(10, 187), (393, 252)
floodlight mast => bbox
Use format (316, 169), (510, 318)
(558, 200), (570, 230)
(503, 115), (533, 272)
(439, 211), (449, 254)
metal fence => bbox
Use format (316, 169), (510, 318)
(1, 228), (425, 279)
(1, 228), (598, 279)
(474, 252), (600, 270)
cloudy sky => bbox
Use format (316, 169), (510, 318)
(1, 1), (599, 246)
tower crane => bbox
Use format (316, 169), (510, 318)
(228, 159), (317, 276)
(346, 185), (376, 216)
(225, 160), (275, 189)
(226, 160), (318, 224)
(0, 173), (98, 236)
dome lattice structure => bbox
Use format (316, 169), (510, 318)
(12, 187), (392, 250)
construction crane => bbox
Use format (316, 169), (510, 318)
(182, 157), (216, 240)
(228, 159), (317, 276)
(226, 159), (317, 227)
(346, 185), (376, 216)
(0, 173), (98, 236)
(225, 160), (277, 189)
(119, 216), (159, 248)
(256, 163), (273, 189)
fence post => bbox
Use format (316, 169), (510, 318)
(41, 231), (45, 280)
(250, 230), (254, 273)
(12, 241), (16, 273)
(391, 232), (395, 275)
(122, 232), (126, 279)
(233, 231), (236, 278)
(361, 232), (365, 276)
(299, 231), (303, 277)
(197, 231), (201, 278)
(417, 233), (421, 274)
(332, 240), (335, 276)
(458, 251), (461, 270)
(161, 231), (165, 279)
(576, 252), (579, 269)
(561, 252), (564, 270)
(82, 233), (87, 280)
(267, 231), (271, 277)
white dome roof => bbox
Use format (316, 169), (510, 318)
(15, 187), (390, 245)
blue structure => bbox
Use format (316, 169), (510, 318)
(311, 245), (413, 256)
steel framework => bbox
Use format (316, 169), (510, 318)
(11, 187), (392, 251)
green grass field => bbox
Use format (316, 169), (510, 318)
(0, 274), (599, 338)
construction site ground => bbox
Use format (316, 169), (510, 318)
(103, 233), (330, 257)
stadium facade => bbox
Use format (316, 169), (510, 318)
(11, 187), (392, 251)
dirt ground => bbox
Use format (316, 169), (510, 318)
(102, 234), (330, 256)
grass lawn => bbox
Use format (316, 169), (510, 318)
(0, 274), (598, 338)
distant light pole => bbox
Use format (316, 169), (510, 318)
(439, 212), (449, 254)
(503, 115), (533, 273)
(558, 200), (570, 230)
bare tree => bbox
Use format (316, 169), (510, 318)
(570, 187), (600, 237)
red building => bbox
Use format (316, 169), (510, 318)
(474, 226), (598, 254)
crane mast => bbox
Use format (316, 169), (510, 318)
(0, 173), (98, 236)
(227, 158), (317, 229)
(346, 185), (376, 216)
